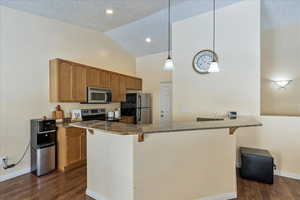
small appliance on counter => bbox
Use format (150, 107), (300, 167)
(31, 119), (57, 176)
(52, 105), (64, 123)
(227, 111), (237, 119)
(106, 108), (121, 122)
(114, 108), (121, 119)
(121, 93), (152, 124)
(71, 109), (82, 121)
(84, 87), (112, 104)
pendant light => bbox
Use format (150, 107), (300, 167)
(164, 0), (174, 70)
(208, 0), (220, 73)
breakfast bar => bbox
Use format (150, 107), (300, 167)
(71, 116), (262, 200)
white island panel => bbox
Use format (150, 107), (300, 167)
(86, 130), (135, 200)
(133, 129), (237, 200)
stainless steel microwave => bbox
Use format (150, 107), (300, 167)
(87, 87), (112, 104)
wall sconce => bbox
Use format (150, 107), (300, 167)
(273, 80), (292, 88)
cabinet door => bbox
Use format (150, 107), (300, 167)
(119, 75), (127, 102)
(66, 128), (86, 165)
(72, 64), (87, 102)
(58, 61), (72, 101)
(99, 70), (110, 88)
(135, 78), (142, 90)
(110, 73), (120, 102)
(126, 77), (135, 89)
(86, 68), (100, 88)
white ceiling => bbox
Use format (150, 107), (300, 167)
(0, 0), (191, 32)
(0, 0), (299, 57)
(106, 0), (242, 57)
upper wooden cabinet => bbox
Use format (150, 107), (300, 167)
(126, 77), (142, 90)
(86, 68), (110, 89)
(49, 58), (142, 102)
(72, 64), (87, 102)
(110, 73), (120, 102)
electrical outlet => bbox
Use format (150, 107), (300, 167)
(0, 156), (7, 166)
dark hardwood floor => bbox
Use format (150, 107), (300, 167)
(0, 166), (299, 200)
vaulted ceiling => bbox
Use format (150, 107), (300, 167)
(0, 0), (299, 57)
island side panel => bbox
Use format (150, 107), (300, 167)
(133, 129), (237, 200)
(86, 130), (135, 200)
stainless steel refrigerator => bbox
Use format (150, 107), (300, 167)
(121, 93), (152, 124)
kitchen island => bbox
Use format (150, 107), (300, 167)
(71, 116), (261, 200)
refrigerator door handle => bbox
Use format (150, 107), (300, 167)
(138, 95), (142, 108)
(139, 108), (142, 122)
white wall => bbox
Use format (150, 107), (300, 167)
(0, 6), (136, 176)
(0, 6), (4, 163)
(172, 0), (261, 121)
(136, 52), (172, 124)
(261, 24), (300, 116)
(238, 116), (300, 176)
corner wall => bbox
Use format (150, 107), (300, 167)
(136, 52), (172, 124)
(261, 24), (300, 116)
(0, 6), (136, 177)
(172, 0), (261, 121)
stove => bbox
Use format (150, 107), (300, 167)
(81, 108), (106, 121)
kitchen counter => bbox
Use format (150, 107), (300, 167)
(70, 116), (262, 135)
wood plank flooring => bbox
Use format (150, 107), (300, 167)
(0, 166), (299, 200)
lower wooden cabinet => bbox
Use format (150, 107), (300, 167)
(57, 127), (86, 172)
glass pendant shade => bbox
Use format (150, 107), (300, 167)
(164, 58), (174, 70)
(208, 61), (220, 73)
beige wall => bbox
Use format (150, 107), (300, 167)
(238, 116), (300, 175)
(0, 6), (3, 163)
(261, 24), (300, 116)
(136, 52), (172, 124)
(172, 0), (261, 121)
(0, 6), (136, 176)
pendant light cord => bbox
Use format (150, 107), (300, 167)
(213, 0), (216, 53)
(168, 0), (171, 59)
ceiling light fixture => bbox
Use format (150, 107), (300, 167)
(105, 9), (114, 15)
(145, 37), (152, 43)
(208, 0), (220, 73)
(164, 0), (174, 71)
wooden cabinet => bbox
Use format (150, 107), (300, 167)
(86, 68), (99, 88)
(72, 64), (87, 102)
(110, 73), (120, 102)
(119, 75), (127, 102)
(86, 68), (110, 89)
(126, 77), (142, 90)
(50, 59), (86, 102)
(135, 78), (142, 90)
(50, 58), (142, 102)
(57, 127), (86, 172)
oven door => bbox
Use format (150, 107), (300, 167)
(88, 88), (107, 103)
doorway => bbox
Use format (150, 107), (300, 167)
(160, 82), (173, 123)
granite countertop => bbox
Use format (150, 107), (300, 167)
(70, 116), (262, 135)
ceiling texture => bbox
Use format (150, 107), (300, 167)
(0, 0), (299, 57)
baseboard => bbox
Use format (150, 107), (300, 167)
(236, 165), (300, 181)
(86, 188), (236, 200)
(86, 188), (106, 200)
(275, 170), (300, 180)
(0, 167), (31, 182)
(195, 192), (237, 200)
